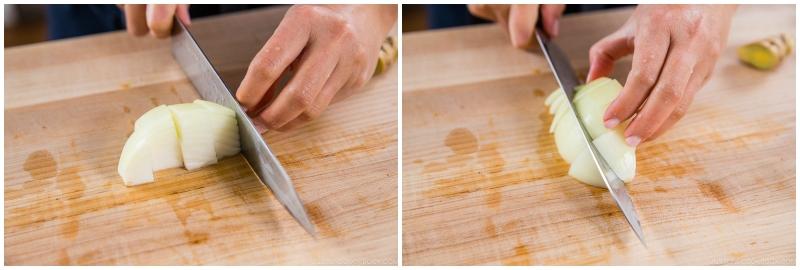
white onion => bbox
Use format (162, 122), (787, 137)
(543, 77), (637, 188)
(118, 100), (240, 186)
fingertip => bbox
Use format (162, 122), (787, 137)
(177, 5), (191, 25)
(604, 118), (619, 128)
(625, 136), (641, 147)
(252, 118), (268, 134)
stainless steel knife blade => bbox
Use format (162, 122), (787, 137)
(535, 28), (645, 246)
(170, 20), (317, 237)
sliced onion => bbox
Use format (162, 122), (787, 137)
(545, 77), (637, 188)
(118, 100), (240, 186)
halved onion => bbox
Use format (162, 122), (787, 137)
(543, 77), (637, 188)
(118, 100), (241, 186)
(568, 129), (635, 187)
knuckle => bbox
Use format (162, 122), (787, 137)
(250, 55), (281, 78)
(288, 5), (316, 17)
(259, 113), (282, 130)
(630, 70), (658, 86)
(352, 72), (370, 88)
(467, 5), (481, 15)
(707, 44), (723, 58)
(672, 105), (689, 119)
(331, 20), (356, 41)
(290, 87), (315, 109)
(301, 106), (323, 121)
(657, 87), (683, 104)
(353, 45), (368, 63)
(588, 45), (604, 60)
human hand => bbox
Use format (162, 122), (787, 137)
(235, 5), (397, 131)
(468, 4), (566, 49)
(120, 4), (191, 38)
(587, 5), (737, 146)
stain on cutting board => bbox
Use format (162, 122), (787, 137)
(501, 241), (532, 265)
(8, 150), (58, 201)
(306, 202), (341, 237)
(423, 128), (506, 208)
(423, 122), (569, 210)
(56, 166), (85, 239)
(444, 128), (478, 155)
(7, 155), (258, 254)
(23, 150), (58, 183)
(697, 181), (740, 213)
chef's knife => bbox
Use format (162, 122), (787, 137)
(170, 20), (316, 236)
(535, 28), (645, 246)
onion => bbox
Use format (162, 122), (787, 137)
(543, 77), (636, 188)
(118, 100), (240, 186)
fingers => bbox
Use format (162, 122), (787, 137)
(176, 4), (191, 25)
(622, 45), (696, 146)
(508, 4), (539, 48)
(468, 4), (499, 21)
(600, 27), (669, 128)
(540, 4), (566, 38)
(124, 4), (148, 36)
(275, 62), (350, 131)
(255, 42), (339, 130)
(146, 4), (177, 38)
(647, 70), (706, 140)
(468, 4), (511, 36)
(235, 13), (311, 110)
(586, 27), (636, 82)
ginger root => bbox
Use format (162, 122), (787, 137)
(374, 36), (398, 75)
(738, 33), (794, 70)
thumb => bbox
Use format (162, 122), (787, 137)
(586, 29), (633, 82)
(508, 4), (539, 49)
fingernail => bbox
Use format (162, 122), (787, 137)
(625, 136), (641, 147)
(604, 118), (619, 128)
(253, 119), (268, 134)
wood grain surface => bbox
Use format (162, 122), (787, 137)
(402, 5), (795, 265)
(5, 6), (397, 265)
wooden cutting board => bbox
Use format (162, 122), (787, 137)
(403, 5), (795, 265)
(5, 6), (397, 265)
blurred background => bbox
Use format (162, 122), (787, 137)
(5, 4), (47, 47)
(4, 4), (266, 48)
(402, 4), (631, 32)
(6, 4), (633, 47)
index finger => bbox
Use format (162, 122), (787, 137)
(624, 45), (696, 146)
(235, 9), (310, 111)
(602, 27), (670, 128)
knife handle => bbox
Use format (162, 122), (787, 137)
(374, 36), (398, 76)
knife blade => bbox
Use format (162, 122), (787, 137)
(535, 28), (645, 246)
(170, 20), (317, 237)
